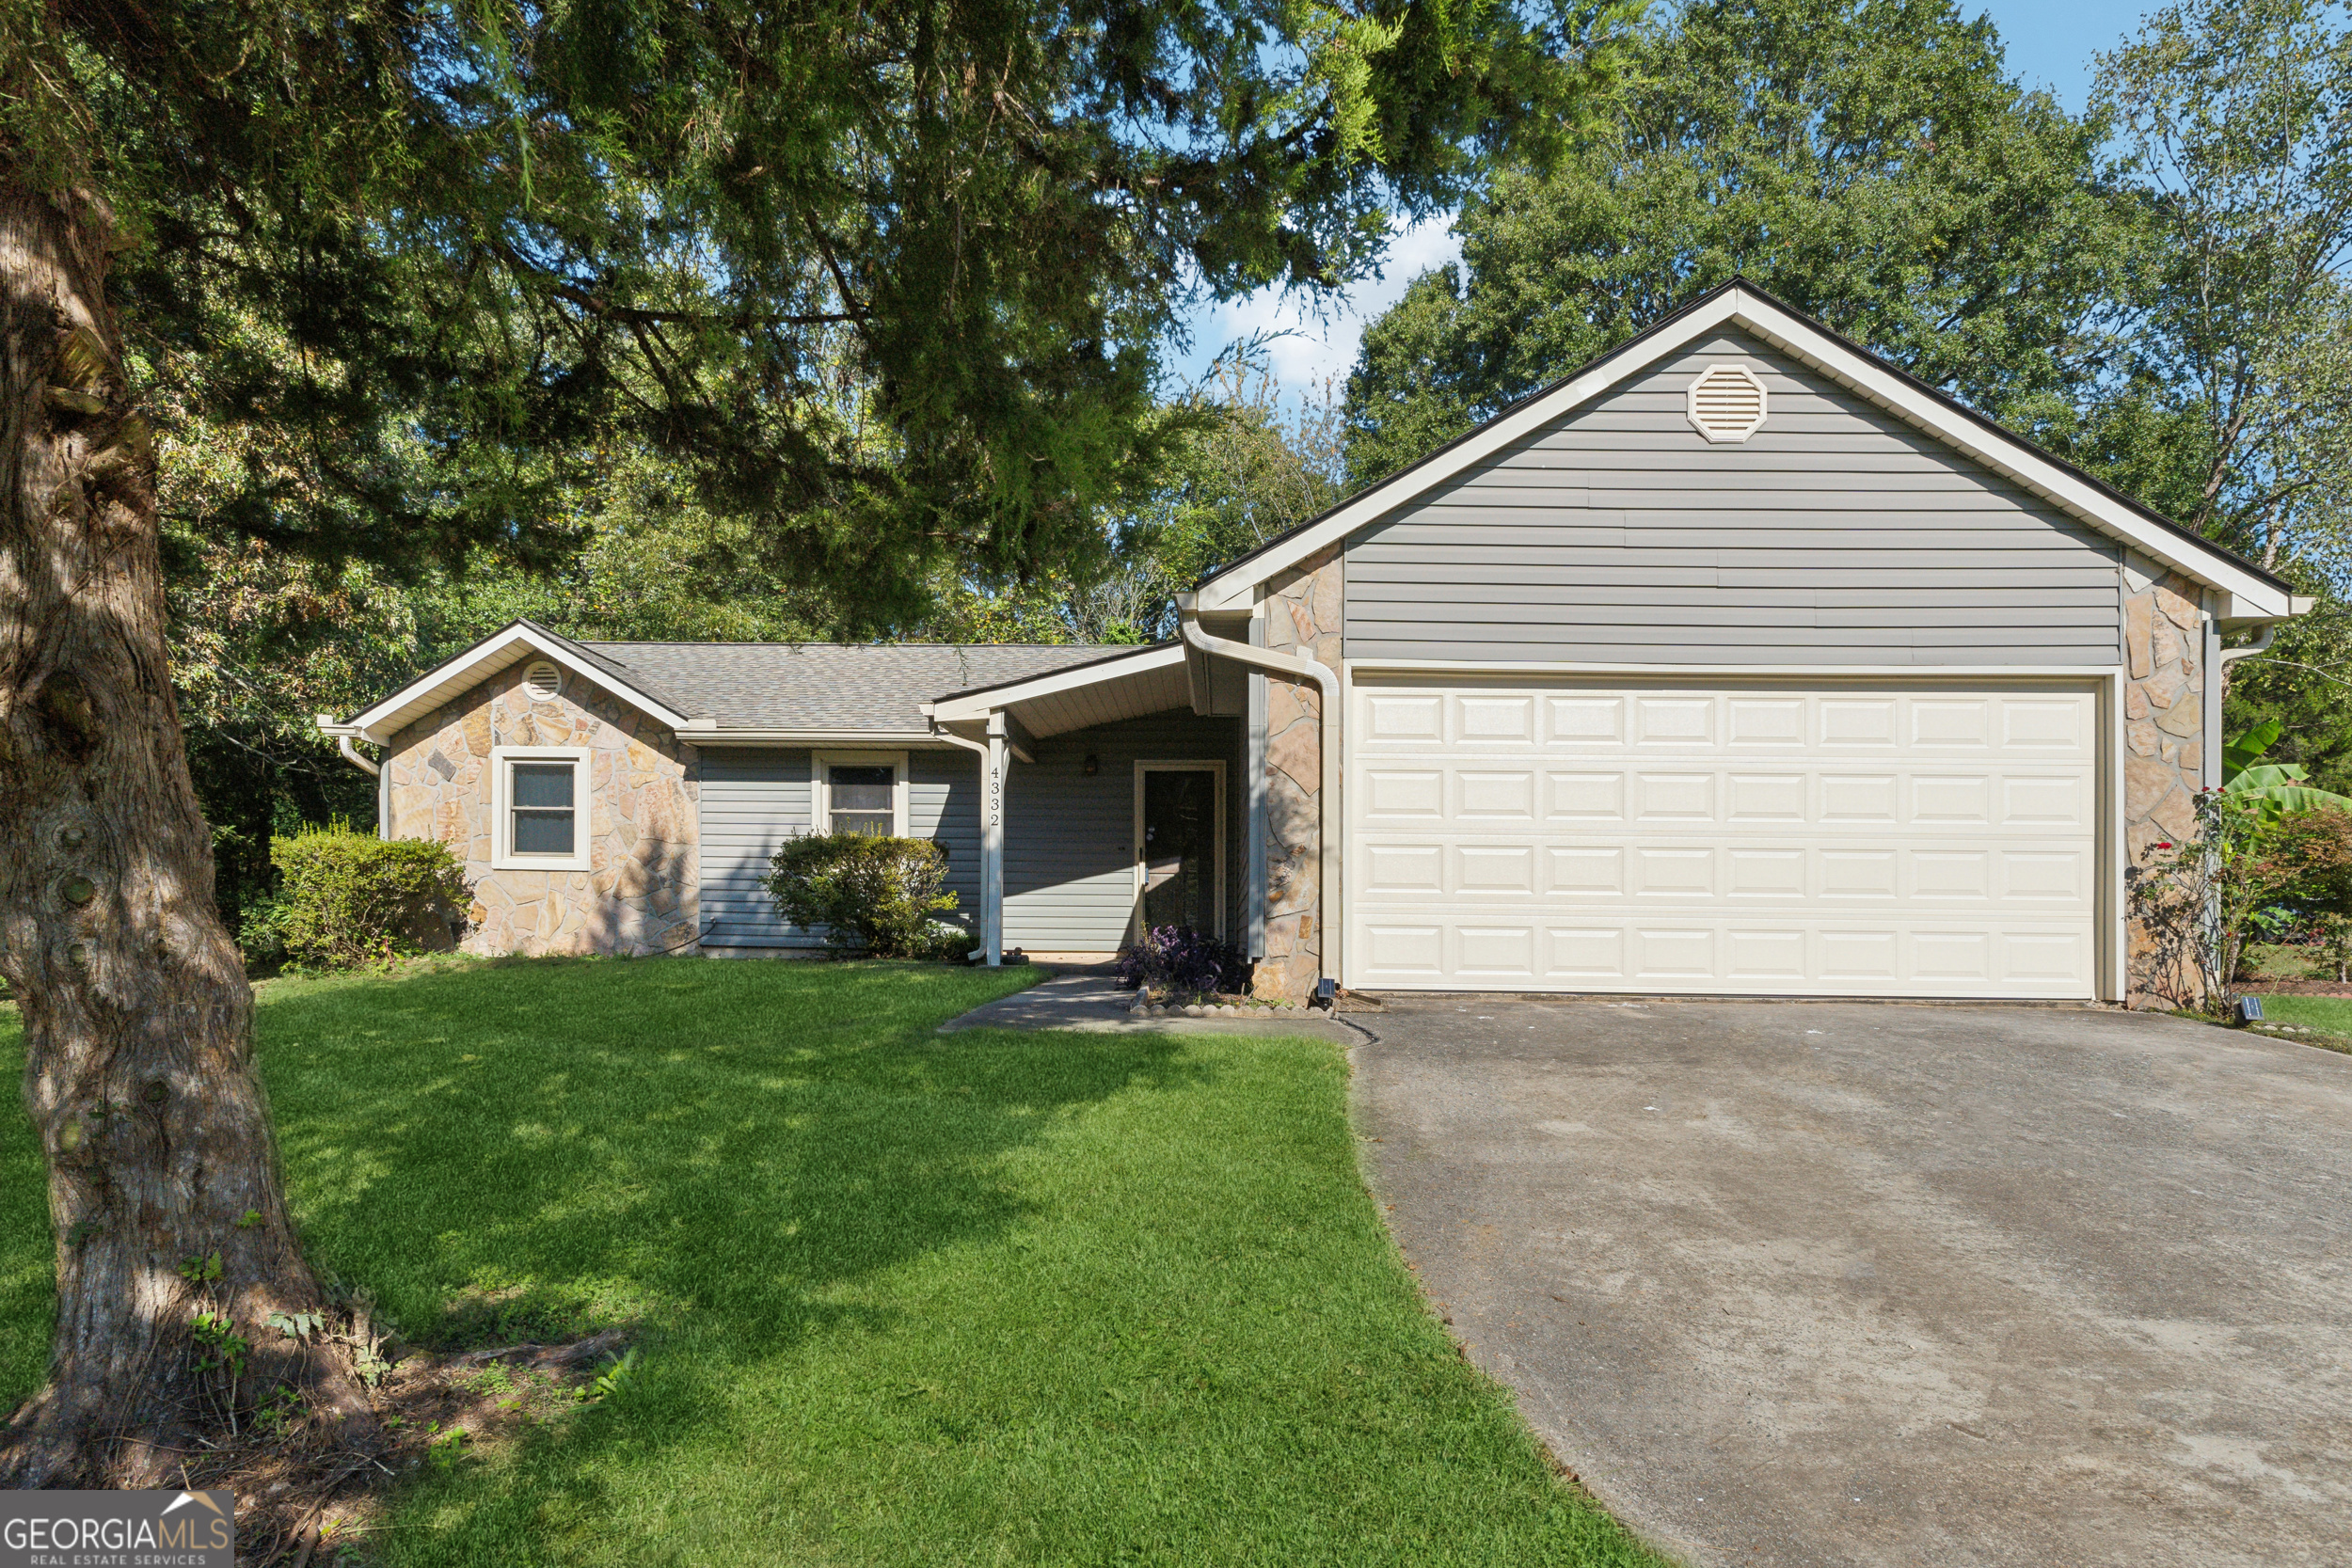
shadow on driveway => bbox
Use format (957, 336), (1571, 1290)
(1354, 998), (2352, 1568)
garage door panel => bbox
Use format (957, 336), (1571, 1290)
(1459, 770), (1536, 817)
(1726, 928), (1808, 980)
(1349, 677), (2100, 998)
(1727, 848), (1805, 898)
(1546, 772), (1626, 819)
(1549, 695), (1626, 744)
(1728, 773), (1807, 820)
(1726, 698), (1805, 746)
(1363, 768), (1443, 818)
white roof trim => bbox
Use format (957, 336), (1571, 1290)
(922, 641), (1185, 722)
(341, 623), (694, 744)
(1195, 285), (2293, 620)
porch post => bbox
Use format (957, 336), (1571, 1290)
(984, 716), (1009, 965)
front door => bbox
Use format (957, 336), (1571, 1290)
(1137, 765), (1223, 935)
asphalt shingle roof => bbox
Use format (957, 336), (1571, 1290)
(573, 638), (1124, 731)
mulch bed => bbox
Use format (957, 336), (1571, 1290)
(178, 1325), (629, 1565)
(2244, 979), (2352, 995)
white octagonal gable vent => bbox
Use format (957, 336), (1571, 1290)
(521, 659), (564, 702)
(1687, 362), (1768, 443)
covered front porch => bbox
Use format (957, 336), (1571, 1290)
(924, 641), (1261, 968)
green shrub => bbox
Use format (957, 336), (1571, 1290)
(762, 832), (961, 958)
(236, 892), (294, 973)
(271, 824), (469, 969)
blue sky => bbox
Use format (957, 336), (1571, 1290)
(1166, 1), (2153, 402)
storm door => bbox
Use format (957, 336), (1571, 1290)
(1136, 763), (1225, 937)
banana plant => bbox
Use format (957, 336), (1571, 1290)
(2221, 719), (2352, 817)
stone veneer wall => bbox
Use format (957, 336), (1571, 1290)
(2121, 561), (2209, 1006)
(384, 667), (700, 956)
(1256, 545), (1343, 1000)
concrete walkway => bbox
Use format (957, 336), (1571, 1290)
(1355, 996), (2352, 1568)
(938, 963), (1359, 1042)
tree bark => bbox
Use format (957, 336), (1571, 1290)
(0, 180), (373, 1485)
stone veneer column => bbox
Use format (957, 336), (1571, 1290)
(2122, 565), (2207, 1007)
(383, 667), (700, 957)
(1255, 545), (1343, 1000)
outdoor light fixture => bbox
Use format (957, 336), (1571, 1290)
(1082, 752), (1100, 776)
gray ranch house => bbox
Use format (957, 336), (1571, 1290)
(322, 281), (2302, 1005)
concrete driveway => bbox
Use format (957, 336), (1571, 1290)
(1352, 999), (2352, 1568)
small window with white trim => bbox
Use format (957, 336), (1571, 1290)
(492, 746), (593, 870)
(812, 752), (909, 837)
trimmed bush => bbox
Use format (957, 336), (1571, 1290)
(763, 832), (961, 958)
(1116, 925), (1251, 998)
(271, 825), (469, 969)
(236, 893), (294, 973)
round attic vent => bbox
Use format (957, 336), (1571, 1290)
(1687, 362), (1768, 443)
(522, 659), (564, 702)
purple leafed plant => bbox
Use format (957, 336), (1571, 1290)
(1115, 925), (1251, 997)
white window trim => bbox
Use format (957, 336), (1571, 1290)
(491, 745), (594, 872)
(1132, 758), (1229, 940)
(811, 750), (910, 836)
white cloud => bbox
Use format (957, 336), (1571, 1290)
(1168, 213), (1461, 402)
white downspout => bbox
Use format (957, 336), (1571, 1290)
(315, 716), (381, 779)
(2213, 624), (2278, 790)
(2216, 624), (2277, 669)
(1176, 593), (1341, 990)
(930, 725), (1001, 963)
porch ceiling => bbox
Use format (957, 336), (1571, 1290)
(927, 641), (1197, 740)
(1004, 661), (1191, 738)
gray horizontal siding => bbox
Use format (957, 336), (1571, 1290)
(1343, 328), (2124, 667)
(698, 748), (815, 947)
(1004, 711), (1245, 953)
(911, 751), (983, 938)
(697, 747), (984, 948)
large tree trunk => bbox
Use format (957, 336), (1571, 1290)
(0, 181), (373, 1485)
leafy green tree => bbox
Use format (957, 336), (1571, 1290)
(2090, 0), (2352, 571)
(2087, 1), (2352, 795)
(923, 366), (1350, 643)
(1343, 0), (2137, 483)
(0, 0), (1634, 1480)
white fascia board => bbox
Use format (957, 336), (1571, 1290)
(926, 642), (1186, 722)
(1196, 286), (2294, 619)
(345, 623), (693, 743)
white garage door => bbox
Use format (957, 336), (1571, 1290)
(1346, 676), (2102, 998)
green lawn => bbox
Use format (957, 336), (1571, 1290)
(0, 961), (1661, 1567)
(2250, 992), (2352, 1053)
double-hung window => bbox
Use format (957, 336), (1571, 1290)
(492, 746), (593, 870)
(812, 752), (908, 838)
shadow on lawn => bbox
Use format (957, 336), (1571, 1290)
(262, 962), (1196, 1344)
(244, 960), (1201, 1557)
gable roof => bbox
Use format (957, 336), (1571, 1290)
(581, 640), (1120, 735)
(1193, 277), (2296, 621)
(336, 620), (1122, 743)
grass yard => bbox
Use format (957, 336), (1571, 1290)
(2249, 992), (2352, 1053)
(0, 961), (1662, 1567)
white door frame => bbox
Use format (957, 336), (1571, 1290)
(1133, 759), (1229, 939)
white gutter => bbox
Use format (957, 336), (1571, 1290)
(314, 715), (380, 778)
(2217, 624), (2277, 669)
(1175, 593), (1341, 990)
